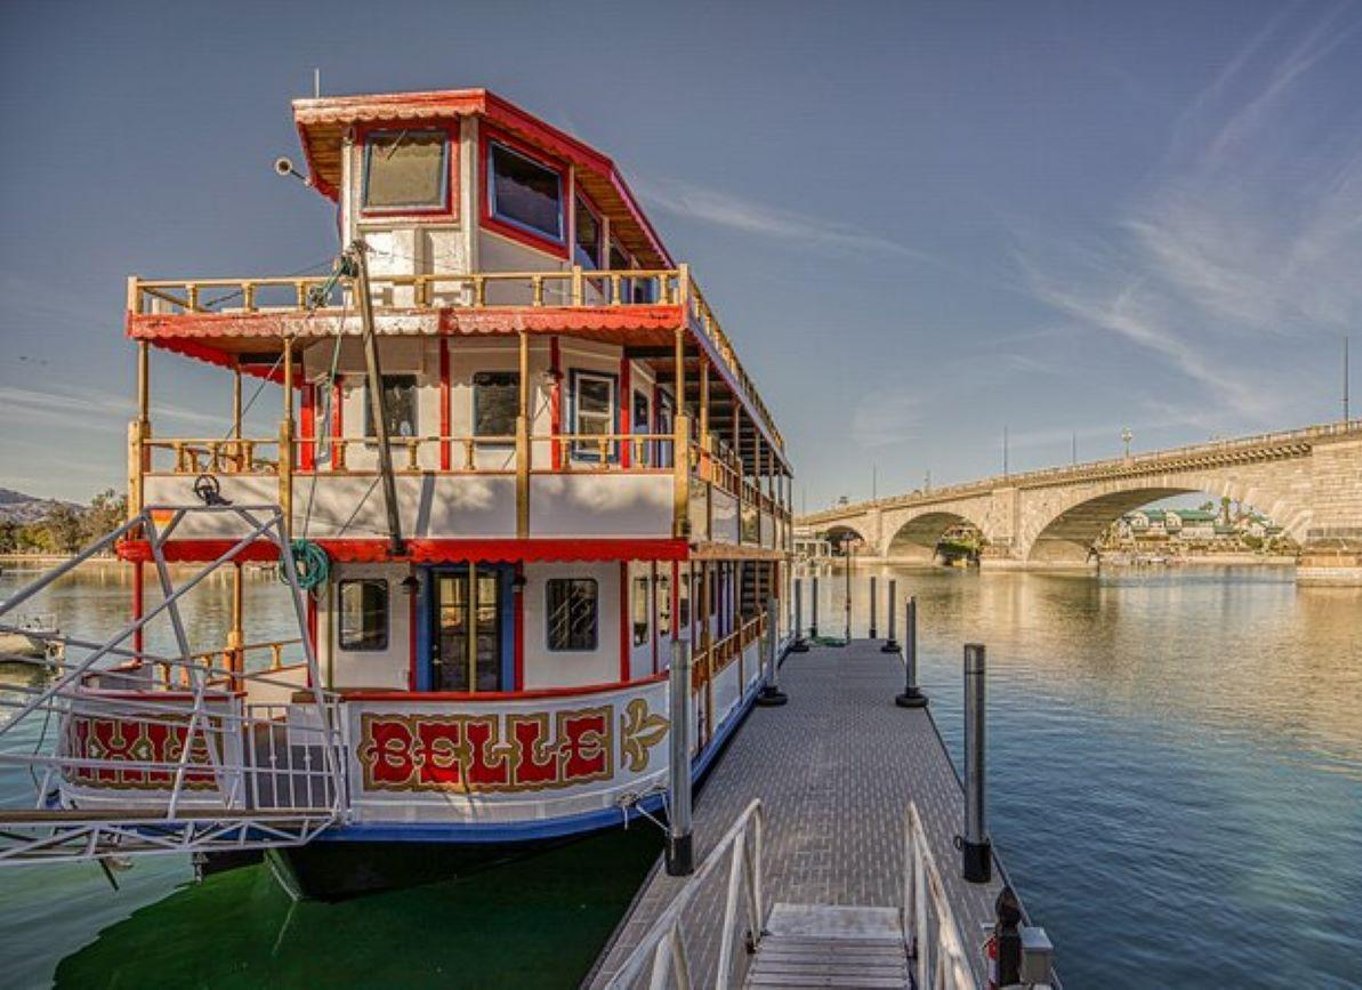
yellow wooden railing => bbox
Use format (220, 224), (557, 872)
(692, 611), (767, 689)
(162, 637), (304, 688)
(126, 265), (783, 454)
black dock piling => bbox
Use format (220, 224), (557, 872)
(895, 596), (927, 708)
(881, 578), (900, 653)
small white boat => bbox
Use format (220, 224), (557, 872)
(0, 613), (60, 662)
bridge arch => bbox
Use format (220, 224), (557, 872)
(882, 507), (990, 562)
(822, 522), (872, 553)
(1021, 472), (1312, 564)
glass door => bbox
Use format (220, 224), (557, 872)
(432, 566), (503, 691)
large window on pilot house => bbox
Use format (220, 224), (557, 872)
(362, 129), (450, 212)
(488, 141), (564, 244)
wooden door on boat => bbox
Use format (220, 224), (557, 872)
(431, 566), (503, 692)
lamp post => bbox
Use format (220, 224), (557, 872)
(1121, 427), (1133, 460)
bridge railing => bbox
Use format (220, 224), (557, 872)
(801, 418), (1362, 524)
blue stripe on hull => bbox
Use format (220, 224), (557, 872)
(315, 673), (766, 845)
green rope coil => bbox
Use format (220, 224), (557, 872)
(282, 539), (330, 592)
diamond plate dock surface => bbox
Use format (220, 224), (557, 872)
(587, 640), (1008, 988)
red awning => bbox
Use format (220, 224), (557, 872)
(117, 537), (689, 565)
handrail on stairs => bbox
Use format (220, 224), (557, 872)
(605, 799), (766, 990)
(904, 801), (977, 989)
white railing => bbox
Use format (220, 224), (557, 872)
(0, 503), (345, 865)
(904, 802), (976, 990)
(605, 799), (766, 990)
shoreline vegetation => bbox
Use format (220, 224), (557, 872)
(0, 489), (126, 557)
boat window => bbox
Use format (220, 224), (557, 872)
(632, 391), (651, 465)
(574, 195), (602, 269)
(362, 129), (449, 212)
(571, 370), (617, 462)
(364, 374), (418, 440)
(488, 141), (563, 243)
(338, 579), (389, 651)
(632, 575), (650, 647)
(658, 572), (672, 636)
(473, 371), (519, 441)
(546, 578), (598, 651)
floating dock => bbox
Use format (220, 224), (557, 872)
(590, 639), (1049, 988)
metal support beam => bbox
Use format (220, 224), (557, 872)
(881, 578), (900, 653)
(666, 636), (694, 876)
(756, 595), (787, 706)
(961, 643), (991, 882)
(896, 595), (927, 708)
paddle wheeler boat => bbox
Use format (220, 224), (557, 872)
(0, 88), (794, 896)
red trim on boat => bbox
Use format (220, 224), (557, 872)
(333, 671), (667, 703)
(300, 384), (316, 471)
(116, 537), (690, 564)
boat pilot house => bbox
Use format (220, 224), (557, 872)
(1, 88), (796, 892)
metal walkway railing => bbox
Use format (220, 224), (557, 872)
(0, 503), (345, 866)
(606, 799), (767, 989)
(604, 799), (987, 990)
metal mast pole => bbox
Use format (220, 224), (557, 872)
(351, 240), (406, 557)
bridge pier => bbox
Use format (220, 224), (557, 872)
(1298, 539), (1362, 586)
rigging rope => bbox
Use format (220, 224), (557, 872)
(282, 539), (330, 592)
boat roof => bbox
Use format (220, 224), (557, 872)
(292, 88), (673, 269)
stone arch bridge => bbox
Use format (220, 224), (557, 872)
(797, 421), (1362, 585)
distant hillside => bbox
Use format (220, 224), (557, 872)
(0, 488), (81, 525)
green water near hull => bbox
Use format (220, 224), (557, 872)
(53, 828), (660, 990)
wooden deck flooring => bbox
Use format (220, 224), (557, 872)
(588, 640), (1013, 988)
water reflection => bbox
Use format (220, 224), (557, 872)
(806, 564), (1362, 772)
(803, 562), (1362, 986)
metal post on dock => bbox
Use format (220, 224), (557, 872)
(810, 575), (819, 641)
(757, 596), (788, 707)
(881, 579), (900, 653)
(869, 575), (878, 640)
(792, 577), (809, 652)
(843, 548), (852, 644)
(960, 643), (991, 883)
(666, 636), (694, 876)
(895, 596), (927, 708)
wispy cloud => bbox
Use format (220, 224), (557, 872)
(0, 385), (223, 433)
(1016, 3), (1362, 427)
(850, 389), (920, 448)
(634, 176), (936, 264)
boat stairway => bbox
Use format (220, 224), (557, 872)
(0, 503), (345, 866)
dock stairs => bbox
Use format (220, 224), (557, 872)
(603, 800), (977, 990)
(745, 904), (910, 989)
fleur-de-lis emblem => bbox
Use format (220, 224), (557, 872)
(619, 698), (669, 773)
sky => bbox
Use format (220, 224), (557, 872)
(1, 0), (1359, 509)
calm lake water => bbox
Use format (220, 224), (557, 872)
(1, 560), (1359, 987)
